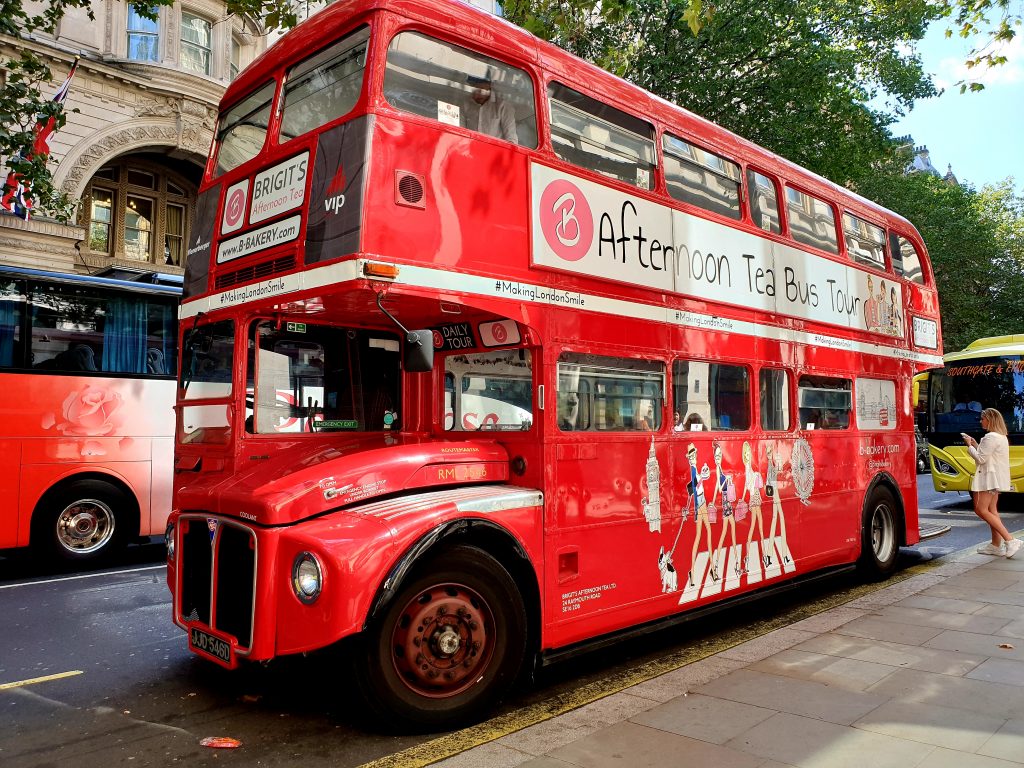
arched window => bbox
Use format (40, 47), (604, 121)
(83, 158), (198, 267)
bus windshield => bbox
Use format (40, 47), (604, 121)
(247, 321), (401, 433)
(928, 356), (1024, 443)
(216, 81), (276, 175)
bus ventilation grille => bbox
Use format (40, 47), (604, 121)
(215, 256), (296, 289)
(395, 170), (426, 208)
(179, 517), (256, 651)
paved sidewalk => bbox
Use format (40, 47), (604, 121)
(436, 545), (1024, 768)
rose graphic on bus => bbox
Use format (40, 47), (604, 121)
(42, 385), (124, 438)
(539, 179), (594, 262)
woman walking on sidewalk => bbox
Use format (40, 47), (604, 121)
(965, 408), (1021, 558)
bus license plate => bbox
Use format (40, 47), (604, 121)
(189, 626), (234, 666)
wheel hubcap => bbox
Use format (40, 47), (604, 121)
(871, 503), (895, 562)
(391, 584), (493, 698)
(56, 499), (115, 554)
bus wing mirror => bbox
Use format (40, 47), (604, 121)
(404, 330), (434, 373)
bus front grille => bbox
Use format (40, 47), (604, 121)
(179, 516), (256, 652)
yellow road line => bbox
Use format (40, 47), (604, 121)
(359, 533), (1005, 768)
(0, 670), (83, 691)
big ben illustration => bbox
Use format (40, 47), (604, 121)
(642, 439), (662, 533)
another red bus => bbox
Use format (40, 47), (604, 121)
(167, 0), (945, 728)
(0, 265), (179, 563)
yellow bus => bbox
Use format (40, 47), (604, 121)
(918, 335), (1024, 492)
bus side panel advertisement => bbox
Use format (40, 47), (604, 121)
(184, 186), (221, 299)
(0, 374), (176, 546)
(249, 152), (309, 225)
(2, 375), (178, 442)
(530, 163), (904, 338)
(305, 116), (369, 266)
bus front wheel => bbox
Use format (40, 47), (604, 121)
(354, 544), (528, 731)
(859, 487), (900, 579)
(34, 479), (130, 563)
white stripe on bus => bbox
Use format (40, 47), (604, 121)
(180, 259), (943, 367)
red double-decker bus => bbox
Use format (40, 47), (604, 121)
(167, 0), (945, 728)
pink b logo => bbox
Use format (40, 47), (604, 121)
(539, 180), (593, 262)
(491, 323), (508, 344)
(225, 188), (246, 229)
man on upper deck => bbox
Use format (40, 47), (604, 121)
(468, 73), (517, 143)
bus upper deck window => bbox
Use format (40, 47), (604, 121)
(216, 81), (276, 175)
(890, 232), (926, 285)
(548, 82), (656, 191)
(842, 213), (886, 270)
(786, 187), (839, 255)
(280, 25), (370, 142)
(384, 32), (538, 149)
(747, 170), (781, 234)
(663, 134), (740, 219)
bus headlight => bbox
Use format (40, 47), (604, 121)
(165, 521), (175, 561)
(292, 552), (323, 604)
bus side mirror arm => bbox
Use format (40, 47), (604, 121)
(376, 292), (434, 373)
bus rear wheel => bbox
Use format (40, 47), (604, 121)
(354, 544), (527, 731)
(859, 487), (900, 579)
(34, 479), (130, 564)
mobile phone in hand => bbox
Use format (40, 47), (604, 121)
(961, 433), (970, 442)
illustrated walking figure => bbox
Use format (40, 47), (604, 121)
(741, 441), (766, 572)
(711, 442), (738, 578)
(685, 442), (712, 587)
(765, 443), (789, 567)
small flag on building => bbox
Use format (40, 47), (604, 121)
(32, 57), (79, 159)
(1, 57), (79, 221)
(1, 170), (31, 221)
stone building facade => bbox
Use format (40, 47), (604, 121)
(0, 0), (266, 278)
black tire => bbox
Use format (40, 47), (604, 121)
(33, 479), (131, 564)
(859, 486), (900, 579)
(353, 544), (528, 731)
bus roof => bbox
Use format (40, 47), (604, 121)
(226, 0), (921, 239)
(0, 265), (183, 296)
(944, 335), (1024, 362)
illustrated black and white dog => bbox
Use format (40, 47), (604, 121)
(658, 545), (678, 592)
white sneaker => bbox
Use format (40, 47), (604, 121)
(1005, 539), (1022, 559)
(977, 542), (1005, 555)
